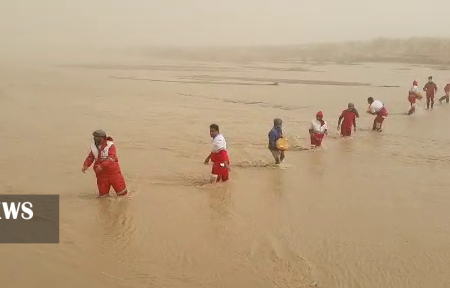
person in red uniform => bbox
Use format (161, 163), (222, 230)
(337, 103), (359, 137)
(423, 76), (438, 110)
(204, 124), (230, 183)
(438, 82), (450, 104)
(367, 97), (388, 132)
(309, 111), (328, 148)
(82, 129), (128, 197)
(407, 80), (422, 115)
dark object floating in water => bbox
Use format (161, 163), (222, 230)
(192, 75), (371, 87)
(375, 85), (400, 88)
(110, 76), (276, 86)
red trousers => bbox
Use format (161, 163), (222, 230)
(341, 125), (352, 137)
(373, 107), (388, 130)
(96, 172), (127, 196)
(374, 115), (385, 125)
(212, 163), (229, 182)
(310, 133), (324, 146)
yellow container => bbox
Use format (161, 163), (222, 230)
(276, 137), (289, 151)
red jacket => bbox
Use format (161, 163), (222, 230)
(445, 84), (450, 94)
(83, 137), (122, 175)
(423, 82), (438, 96)
(340, 109), (358, 129)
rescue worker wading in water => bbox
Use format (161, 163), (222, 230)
(407, 80), (421, 115)
(204, 124), (230, 183)
(82, 129), (128, 197)
(367, 97), (388, 132)
(423, 76), (438, 110)
(438, 82), (450, 104)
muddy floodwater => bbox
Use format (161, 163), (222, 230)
(1, 58), (450, 288)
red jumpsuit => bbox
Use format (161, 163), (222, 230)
(423, 82), (437, 101)
(340, 109), (357, 137)
(83, 137), (128, 196)
(210, 150), (230, 182)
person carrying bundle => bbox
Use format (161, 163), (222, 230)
(407, 80), (422, 115)
(367, 97), (388, 132)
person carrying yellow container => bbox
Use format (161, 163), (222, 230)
(268, 118), (288, 164)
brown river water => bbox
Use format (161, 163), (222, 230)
(0, 58), (450, 287)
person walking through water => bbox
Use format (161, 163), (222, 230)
(309, 111), (328, 148)
(337, 103), (359, 137)
(438, 81), (450, 104)
(82, 129), (128, 197)
(204, 124), (230, 183)
(408, 80), (422, 115)
(423, 76), (438, 110)
(367, 97), (388, 132)
(268, 118), (285, 164)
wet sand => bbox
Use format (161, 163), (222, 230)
(1, 58), (450, 288)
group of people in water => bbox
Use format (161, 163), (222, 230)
(267, 96), (387, 166)
(81, 76), (450, 196)
(407, 76), (450, 115)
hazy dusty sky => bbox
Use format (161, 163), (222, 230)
(1, 0), (450, 48)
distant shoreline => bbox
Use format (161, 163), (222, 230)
(126, 37), (450, 67)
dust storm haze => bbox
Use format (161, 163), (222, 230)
(1, 0), (450, 55)
(3, 1), (450, 288)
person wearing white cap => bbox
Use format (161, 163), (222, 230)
(82, 129), (128, 197)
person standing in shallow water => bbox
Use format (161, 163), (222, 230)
(438, 82), (450, 104)
(82, 129), (128, 197)
(423, 76), (438, 110)
(337, 103), (359, 137)
(204, 124), (230, 183)
(268, 118), (285, 164)
(367, 97), (388, 132)
(309, 111), (328, 148)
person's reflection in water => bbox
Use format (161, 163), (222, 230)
(207, 185), (233, 224)
(267, 168), (283, 201)
(336, 137), (357, 182)
(207, 185), (235, 243)
(368, 126), (384, 148)
(309, 151), (326, 179)
(95, 199), (135, 261)
(338, 133), (354, 153)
